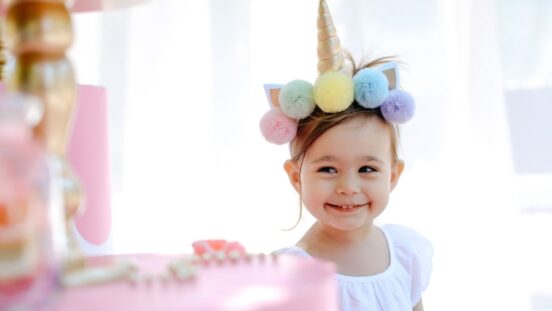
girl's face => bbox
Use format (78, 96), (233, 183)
(285, 117), (404, 232)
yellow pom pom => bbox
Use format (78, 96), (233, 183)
(313, 71), (354, 113)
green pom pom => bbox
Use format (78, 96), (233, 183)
(279, 80), (315, 119)
(313, 71), (354, 113)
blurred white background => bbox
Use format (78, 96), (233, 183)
(67, 0), (552, 310)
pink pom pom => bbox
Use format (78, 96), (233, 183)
(259, 108), (298, 145)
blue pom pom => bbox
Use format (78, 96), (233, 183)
(380, 89), (415, 124)
(279, 80), (315, 119)
(353, 69), (389, 108)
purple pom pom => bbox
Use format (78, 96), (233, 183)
(380, 89), (415, 124)
(259, 108), (298, 145)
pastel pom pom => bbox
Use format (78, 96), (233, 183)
(259, 108), (298, 144)
(279, 80), (315, 119)
(313, 71), (354, 113)
(380, 89), (415, 124)
(353, 68), (389, 108)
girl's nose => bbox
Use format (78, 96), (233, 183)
(336, 174), (360, 195)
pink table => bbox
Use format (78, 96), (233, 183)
(45, 254), (338, 311)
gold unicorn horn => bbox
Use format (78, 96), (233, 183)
(317, 0), (345, 74)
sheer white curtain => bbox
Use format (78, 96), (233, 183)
(71, 0), (551, 309)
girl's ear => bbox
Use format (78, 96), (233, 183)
(284, 160), (301, 193)
(390, 159), (405, 192)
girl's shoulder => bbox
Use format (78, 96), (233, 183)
(380, 223), (433, 273)
(381, 224), (432, 250)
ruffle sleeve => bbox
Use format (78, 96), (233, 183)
(382, 224), (433, 306)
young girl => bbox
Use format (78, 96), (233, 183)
(278, 96), (432, 311)
(259, 1), (432, 310)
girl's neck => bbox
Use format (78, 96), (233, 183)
(300, 221), (377, 250)
(298, 222), (391, 276)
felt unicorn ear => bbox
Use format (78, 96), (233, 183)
(374, 61), (401, 91)
(263, 84), (284, 108)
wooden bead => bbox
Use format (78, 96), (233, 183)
(5, 1), (73, 55)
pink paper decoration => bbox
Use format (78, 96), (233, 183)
(69, 0), (148, 12)
(0, 0), (148, 14)
(67, 85), (111, 246)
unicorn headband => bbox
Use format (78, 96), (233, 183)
(260, 0), (415, 145)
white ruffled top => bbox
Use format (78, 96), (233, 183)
(277, 224), (433, 311)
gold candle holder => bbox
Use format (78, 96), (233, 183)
(2, 0), (146, 288)
(4, 0), (85, 276)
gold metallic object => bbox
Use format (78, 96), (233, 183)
(4, 0), (85, 279)
(317, 0), (344, 74)
(5, 1), (73, 55)
(7, 54), (76, 156)
(61, 161), (86, 272)
(3, 0), (143, 287)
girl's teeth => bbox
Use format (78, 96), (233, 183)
(328, 204), (360, 209)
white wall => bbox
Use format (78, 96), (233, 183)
(69, 1), (552, 309)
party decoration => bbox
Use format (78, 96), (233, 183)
(258, 0), (417, 145)
(380, 89), (415, 124)
(259, 108), (298, 145)
(314, 71), (354, 113)
(353, 68), (389, 108)
(279, 80), (315, 119)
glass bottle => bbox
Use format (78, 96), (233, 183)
(0, 93), (64, 311)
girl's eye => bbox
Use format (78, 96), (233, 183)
(359, 166), (375, 173)
(318, 167), (337, 174)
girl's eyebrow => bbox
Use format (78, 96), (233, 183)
(311, 155), (337, 163)
(361, 155), (384, 164)
(311, 155), (384, 164)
